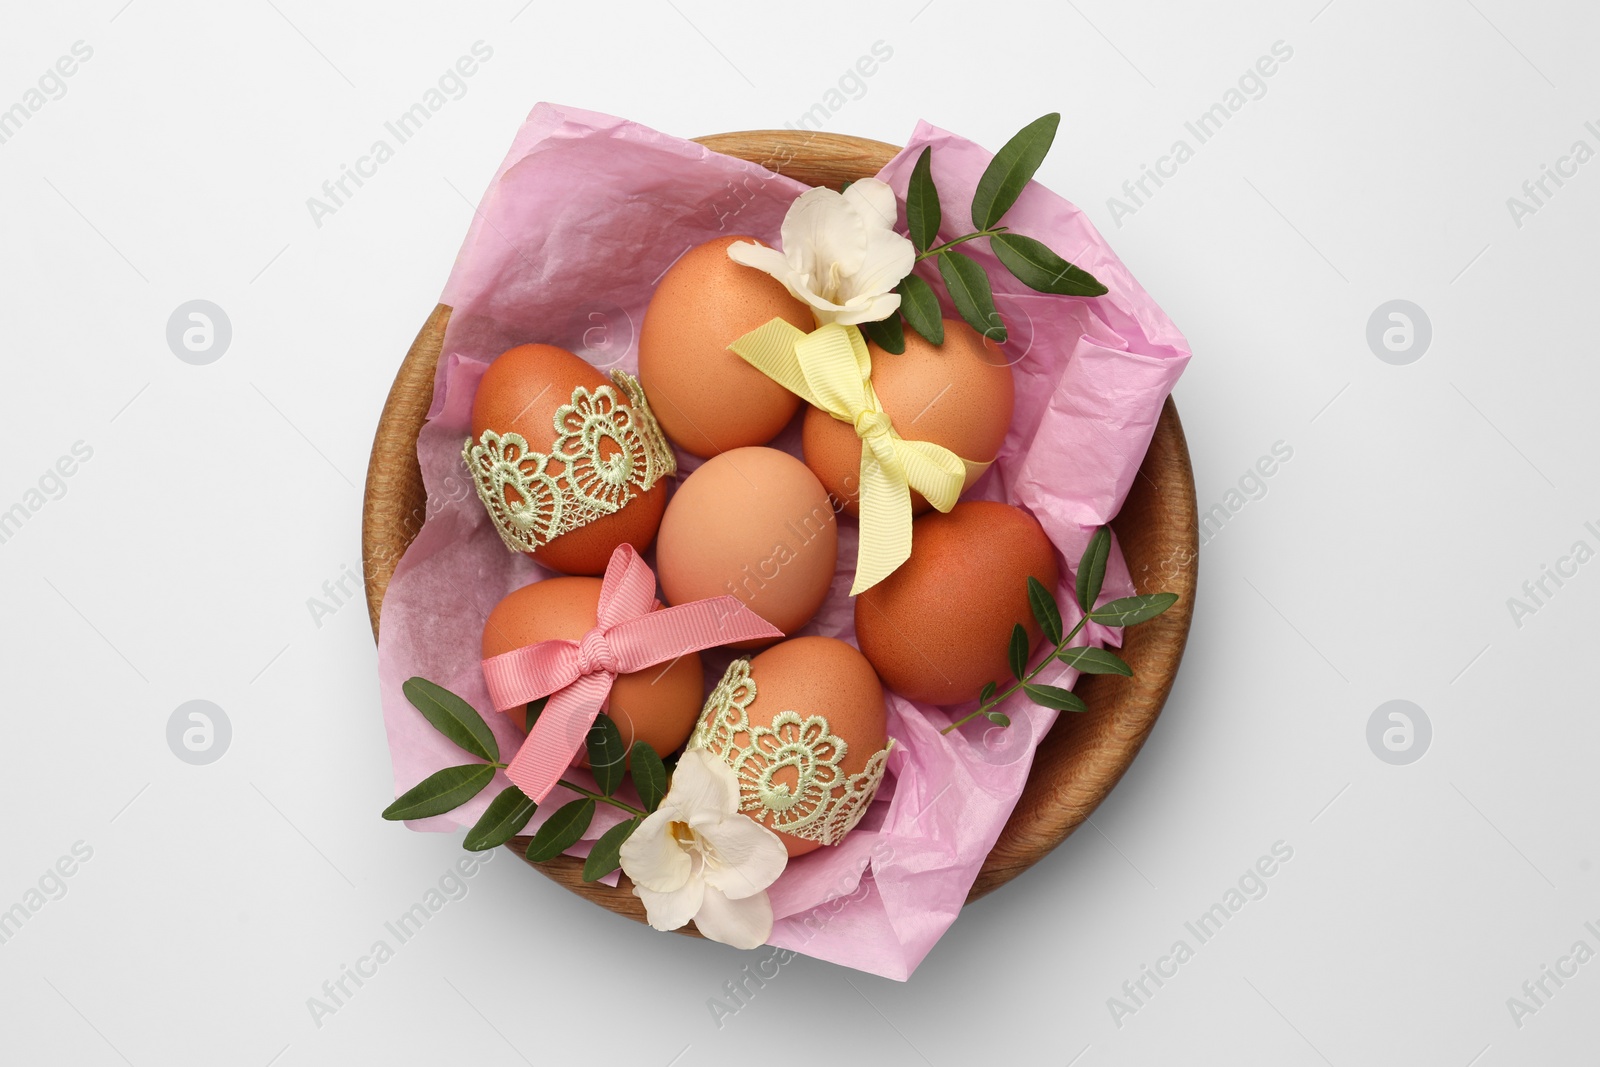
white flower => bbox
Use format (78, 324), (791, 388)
(618, 747), (788, 949)
(729, 178), (916, 326)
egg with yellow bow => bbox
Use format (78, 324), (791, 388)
(802, 318), (1013, 514)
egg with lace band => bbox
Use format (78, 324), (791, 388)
(691, 636), (892, 858)
(803, 318), (1014, 514)
(464, 344), (676, 575)
(481, 576), (705, 764)
(637, 236), (814, 458)
(854, 500), (1061, 705)
(654, 446), (837, 645)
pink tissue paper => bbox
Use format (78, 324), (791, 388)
(374, 102), (1190, 980)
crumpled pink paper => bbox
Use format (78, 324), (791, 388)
(375, 103), (1190, 979)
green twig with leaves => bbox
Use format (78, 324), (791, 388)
(861, 113), (1109, 356)
(941, 526), (1178, 735)
(380, 681), (667, 882)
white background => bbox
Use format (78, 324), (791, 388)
(2, 0), (1596, 1063)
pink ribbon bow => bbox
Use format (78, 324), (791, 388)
(482, 544), (783, 802)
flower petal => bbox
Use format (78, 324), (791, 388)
(671, 748), (741, 823)
(841, 224), (916, 305)
(618, 809), (691, 893)
(702, 817), (788, 899)
(726, 241), (791, 282)
(693, 885), (773, 949)
(781, 187), (867, 287)
(842, 178), (899, 231)
(634, 876), (705, 932)
(795, 288), (855, 320)
(834, 292), (903, 327)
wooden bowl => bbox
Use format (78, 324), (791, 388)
(362, 130), (1197, 929)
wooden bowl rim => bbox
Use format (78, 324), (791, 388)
(361, 128), (1198, 934)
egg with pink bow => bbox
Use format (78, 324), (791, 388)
(481, 577), (705, 758)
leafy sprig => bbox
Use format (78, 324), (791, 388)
(381, 680), (666, 881)
(872, 113), (1109, 354)
(941, 527), (1178, 735)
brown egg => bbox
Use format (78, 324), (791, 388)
(482, 577), (705, 761)
(655, 447), (836, 645)
(470, 343), (667, 575)
(854, 501), (1059, 705)
(638, 236), (814, 458)
(698, 636), (889, 857)
(803, 318), (1014, 514)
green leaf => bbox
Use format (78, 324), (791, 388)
(897, 273), (944, 346)
(382, 764), (495, 821)
(1076, 527), (1111, 613)
(986, 711), (1011, 727)
(991, 233), (1108, 297)
(525, 695), (547, 728)
(971, 113), (1060, 229)
(582, 817), (641, 882)
(860, 313), (906, 355)
(1008, 623), (1029, 680)
(402, 677), (498, 763)
(524, 798), (596, 862)
(585, 714), (627, 796)
(906, 146), (941, 252)
(462, 786), (537, 851)
(1090, 593), (1180, 627)
(979, 680), (997, 704)
(1023, 683), (1088, 713)
(1056, 646), (1133, 676)
(1027, 575), (1063, 645)
(629, 742), (668, 813)
(937, 251), (1006, 343)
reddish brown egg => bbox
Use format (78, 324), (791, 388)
(638, 236), (814, 457)
(803, 318), (1013, 514)
(854, 501), (1059, 705)
(655, 447), (838, 646)
(482, 577), (705, 760)
(469, 343), (667, 575)
(698, 637), (889, 857)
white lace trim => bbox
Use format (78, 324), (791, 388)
(691, 659), (891, 846)
(463, 370), (676, 555)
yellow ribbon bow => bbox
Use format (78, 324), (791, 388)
(728, 318), (969, 595)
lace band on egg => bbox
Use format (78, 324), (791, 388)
(463, 370), (676, 555)
(690, 659), (892, 847)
